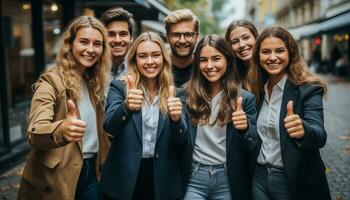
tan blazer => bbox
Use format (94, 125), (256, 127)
(17, 69), (110, 200)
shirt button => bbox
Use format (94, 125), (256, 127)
(179, 129), (183, 134)
(247, 137), (253, 143)
(31, 127), (35, 132)
(122, 116), (126, 121)
(155, 153), (159, 159)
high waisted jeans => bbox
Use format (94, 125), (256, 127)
(184, 161), (232, 200)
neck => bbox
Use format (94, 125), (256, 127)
(172, 54), (193, 69)
(145, 79), (159, 103)
(210, 82), (222, 98)
(112, 56), (124, 68)
(267, 73), (285, 98)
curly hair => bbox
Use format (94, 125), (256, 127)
(253, 26), (327, 95)
(126, 32), (173, 114)
(186, 34), (240, 127)
(225, 19), (259, 98)
(55, 15), (111, 103)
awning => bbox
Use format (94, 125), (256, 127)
(289, 23), (321, 40)
(135, 0), (170, 16)
(320, 11), (350, 33)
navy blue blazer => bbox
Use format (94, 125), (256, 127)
(100, 80), (189, 200)
(253, 79), (331, 200)
(181, 89), (258, 200)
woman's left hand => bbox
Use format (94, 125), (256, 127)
(284, 101), (305, 139)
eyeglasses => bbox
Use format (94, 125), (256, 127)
(169, 32), (196, 41)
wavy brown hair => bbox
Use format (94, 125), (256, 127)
(186, 34), (240, 127)
(54, 16), (111, 103)
(225, 19), (259, 98)
(126, 32), (173, 114)
(253, 26), (327, 95)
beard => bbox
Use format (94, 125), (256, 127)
(170, 43), (195, 58)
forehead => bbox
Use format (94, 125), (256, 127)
(75, 27), (103, 40)
(170, 21), (195, 32)
(260, 36), (286, 48)
(106, 21), (129, 33)
(229, 26), (254, 39)
(200, 45), (223, 56)
(137, 40), (161, 53)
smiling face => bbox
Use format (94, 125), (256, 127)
(259, 36), (289, 84)
(106, 21), (132, 62)
(72, 27), (103, 73)
(167, 21), (198, 58)
(136, 40), (164, 83)
(229, 26), (256, 62)
(199, 44), (227, 91)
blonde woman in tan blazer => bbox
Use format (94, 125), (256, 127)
(17, 16), (111, 200)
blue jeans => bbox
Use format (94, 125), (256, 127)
(184, 161), (232, 200)
(252, 163), (292, 200)
(75, 158), (98, 200)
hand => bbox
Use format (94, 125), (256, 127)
(125, 75), (143, 112)
(167, 85), (182, 122)
(61, 99), (87, 142)
(284, 101), (305, 139)
(232, 97), (248, 131)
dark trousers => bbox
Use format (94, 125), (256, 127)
(252, 163), (292, 200)
(132, 158), (155, 200)
(75, 158), (98, 200)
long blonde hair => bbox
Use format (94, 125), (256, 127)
(126, 32), (173, 114)
(253, 26), (327, 95)
(55, 16), (111, 103)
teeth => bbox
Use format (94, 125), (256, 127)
(268, 63), (279, 67)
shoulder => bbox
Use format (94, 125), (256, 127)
(298, 84), (324, 99)
(241, 89), (256, 102)
(33, 68), (65, 95)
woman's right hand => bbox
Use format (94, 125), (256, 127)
(125, 75), (144, 112)
(61, 99), (86, 142)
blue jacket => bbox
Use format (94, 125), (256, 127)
(181, 89), (258, 200)
(253, 79), (331, 200)
(100, 80), (189, 200)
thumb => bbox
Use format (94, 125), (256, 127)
(169, 85), (175, 98)
(287, 100), (294, 116)
(236, 96), (243, 111)
(67, 99), (77, 119)
(127, 75), (136, 89)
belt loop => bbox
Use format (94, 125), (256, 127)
(224, 163), (227, 175)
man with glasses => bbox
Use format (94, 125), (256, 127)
(101, 7), (134, 81)
(165, 9), (200, 87)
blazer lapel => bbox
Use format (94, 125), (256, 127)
(132, 110), (142, 141)
(280, 80), (298, 152)
(156, 112), (166, 140)
(226, 123), (233, 155)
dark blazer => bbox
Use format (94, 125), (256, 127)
(100, 80), (188, 200)
(181, 89), (258, 200)
(253, 79), (331, 200)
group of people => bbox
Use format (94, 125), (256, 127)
(16, 6), (331, 200)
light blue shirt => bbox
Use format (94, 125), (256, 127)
(141, 91), (159, 158)
(257, 75), (287, 167)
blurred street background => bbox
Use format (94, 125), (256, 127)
(0, 0), (349, 199)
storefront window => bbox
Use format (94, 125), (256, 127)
(2, 0), (34, 143)
(43, 0), (62, 66)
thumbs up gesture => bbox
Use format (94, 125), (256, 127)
(61, 99), (87, 142)
(284, 101), (305, 139)
(167, 85), (182, 122)
(125, 75), (143, 112)
(232, 97), (248, 131)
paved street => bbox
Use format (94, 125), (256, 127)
(0, 74), (349, 200)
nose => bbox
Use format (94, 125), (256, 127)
(146, 56), (153, 64)
(87, 43), (94, 53)
(115, 34), (121, 42)
(179, 34), (186, 43)
(238, 39), (245, 49)
(206, 60), (214, 69)
(269, 52), (278, 61)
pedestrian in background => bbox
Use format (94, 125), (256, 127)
(251, 26), (331, 200)
(183, 34), (257, 200)
(165, 9), (200, 88)
(225, 19), (259, 98)
(17, 16), (111, 200)
(100, 31), (188, 200)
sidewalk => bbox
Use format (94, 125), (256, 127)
(0, 163), (24, 199)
